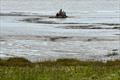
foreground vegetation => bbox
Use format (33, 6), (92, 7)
(0, 58), (120, 80)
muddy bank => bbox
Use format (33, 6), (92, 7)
(62, 25), (120, 29)
(21, 17), (120, 26)
(20, 17), (120, 30)
(21, 17), (78, 24)
(0, 12), (50, 17)
(0, 13), (120, 62)
(0, 34), (120, 62)
(0, 35), (119, 42)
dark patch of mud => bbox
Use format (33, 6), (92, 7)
(25, 20), (55, 24)
(0, 12), (50, 17)
(21, 17), (58, 24)
(112, 27), (120, 29)
(62, 25), (120, 29)
(114, 34), (120, 35)
(53, 50), (81, 54)
(1, 35), (72, 42)
(21, 17), (120, 26)
(0, 39), (6, 42)
(0, 12), (35, 17)
(21, 18), (42, 23)
(1, 35), (118, 42)
(42, 36), (118, 42)
(0, 12), (26, 16)
(28, 36), (72, 42)
(49, 37), (70, 41)
(63, 25), (94, 29)
(84, 37), (118, 42)
(0, 37), (7, 42)
(105, 52), (119, 57)
(100, 23), (120, 26)
(105, 49), (119, 57)
(112, 49), (118, 51)
(22, 18), (80, 24)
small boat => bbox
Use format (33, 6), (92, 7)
(49, 9), (68, 18)
(49, 15), (67, 18)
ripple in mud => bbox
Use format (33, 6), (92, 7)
(62, 24), (120, 29)
(114, 34), (120, 35)
(1, 35), (118, 42)
(27, 36), (72, 42)
(101, 23), (120, 26)
(22, 18), (79, 24)
(23, 19), (57, 24)
(21, 16), (83, 24)
(63, 25), (95, 29)
(105, 49), (119, 57)
(112, 27), (120, 29)
(105, 52), (119, 57)
(49, 36), (70, 41)
(21, 16), (120, 27)
(1, 35), (72, 42)
(22, 18), (41, 23)
(21, 17), (58, 24)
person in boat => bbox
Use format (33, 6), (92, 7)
(59, 9), (63, 15)
(56, 12), (59, 17)
(62, 11), (66, 17)
(56, 9), (67, 18)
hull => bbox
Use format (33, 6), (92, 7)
(49, 16), (68, 18)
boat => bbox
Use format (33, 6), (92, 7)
(49, 9), (68, 18)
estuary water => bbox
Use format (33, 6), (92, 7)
(0, 0), (120, 62)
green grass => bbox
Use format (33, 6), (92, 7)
(0, 58), (120, 80)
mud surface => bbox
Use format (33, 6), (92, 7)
(0, 0), (120, 62)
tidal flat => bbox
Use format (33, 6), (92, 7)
(0, 0), (120, 61)
(0, 0), (120, 79)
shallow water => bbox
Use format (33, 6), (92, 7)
(0, 0), (120, 62)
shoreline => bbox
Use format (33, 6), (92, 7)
(1, 57), (120, 66)
(1, 57), (120, 80)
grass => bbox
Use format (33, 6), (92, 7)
(0, 58), (120, 80)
